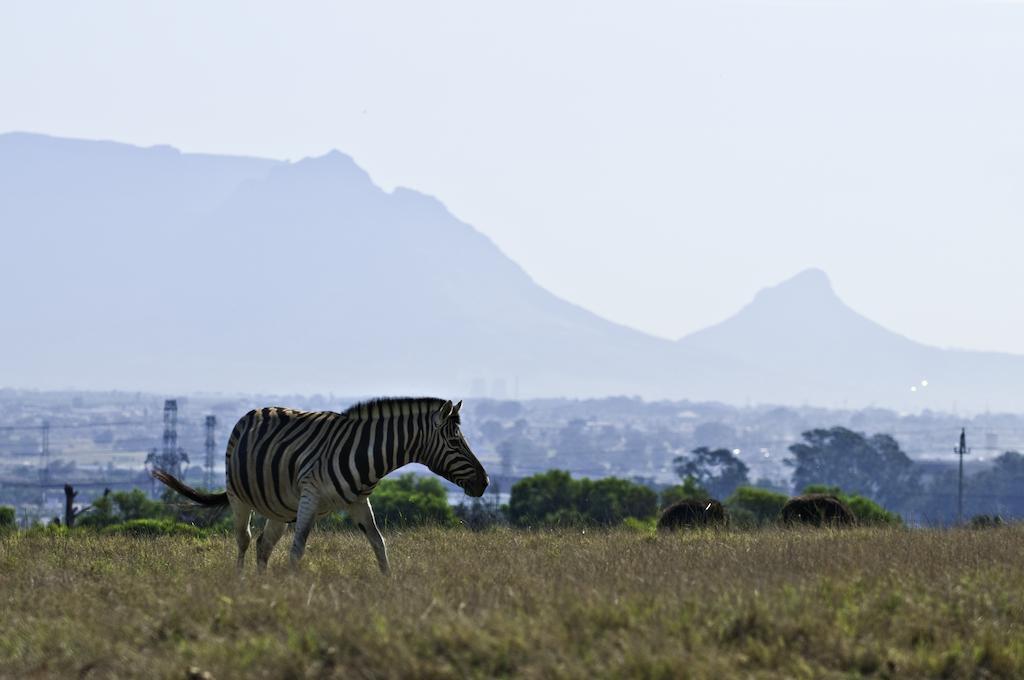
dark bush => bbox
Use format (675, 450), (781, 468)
(454, 499), (507, 530)
(969, 514), (1005, 529)
(657, 498), (726, 531)
(780, 494), (856, 526)
(0, 505), (15, 532)
(803, 485), (902, 525)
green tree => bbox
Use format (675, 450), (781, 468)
(789, 428), (917, 508)
(369, 474), (456, 528)
(674, 447), (750, 500)
(901, 451), (1024, 525)
(577, 477), (658, 525)
(509, 470), (658, 527)
(508, 470), (576, 526)
(78, 490), (170, 529)
(959, 451), (1024, 520)
(724, 486), (789, 527)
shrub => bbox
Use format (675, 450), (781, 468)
(453, 499), (507, 530)
(21, 522), (69, 537)
(969, 514), (1005, 529)
(368, 474), (457, 528)
(508, 470), (576, 527)
(78, 489), (171, 529)
(803, 485), (902, 525)
(541, 508), (591, 527)
(577, 477), (658, 525)
(0, 505), (15, 532)
(623, 516), (657, 533)
(509, 470), (658, 527)
(725, 486), (789, 527)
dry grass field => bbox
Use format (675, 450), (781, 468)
(2, 526), (1024, 679)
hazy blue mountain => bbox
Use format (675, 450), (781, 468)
(2, 132), (1022, 410)
(0, 133), (747, 398)
(678, 268), (1024, 410)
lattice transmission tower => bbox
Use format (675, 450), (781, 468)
(204, 415), (217, 489)
(146, 399), (189, 494)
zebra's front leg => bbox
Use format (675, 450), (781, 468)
(289, 486), (320, 570)
(349, 497), (390, 576)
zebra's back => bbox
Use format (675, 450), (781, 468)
(226, 407), (342, 521)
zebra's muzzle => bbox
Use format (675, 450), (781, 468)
(465, 474), (489, 497)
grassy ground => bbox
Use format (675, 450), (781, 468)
(2, 526), (1024, 679)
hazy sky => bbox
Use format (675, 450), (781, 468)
(3, 1), (1022, 353)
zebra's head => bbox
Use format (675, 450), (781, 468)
(426, 399), (489, 497)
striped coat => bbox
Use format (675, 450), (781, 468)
(153, 397), (488, 573)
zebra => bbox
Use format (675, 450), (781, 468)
(151, 397), (488, 574)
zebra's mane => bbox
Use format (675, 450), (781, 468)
(340, 397), (460, 424)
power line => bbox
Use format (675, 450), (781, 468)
(39, 421), (49, 486)
(0, 420), (159, 432)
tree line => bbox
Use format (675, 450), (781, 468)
(2, 425), (1020, 533)
(673, 426), (1024, 525)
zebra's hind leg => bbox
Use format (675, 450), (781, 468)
(289, 485), (320, 570)
(229, 495), (254, 575)
(256, 519), (287, 574)
(349, 497), (390, 576)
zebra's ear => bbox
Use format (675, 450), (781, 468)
(432, 400), (454, 428)
(452, 400), (462, 416)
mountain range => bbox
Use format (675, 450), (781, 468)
(2, 132), (1022, 411)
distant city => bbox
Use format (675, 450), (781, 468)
(1, 388), (1018, 523)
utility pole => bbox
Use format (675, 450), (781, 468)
(955, 427), (970, 525)
(39, 420), (51, 505)
(204, 415), (216, 489)
(39, 420), (50, 484)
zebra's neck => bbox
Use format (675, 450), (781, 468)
(337, 401), (438, 488)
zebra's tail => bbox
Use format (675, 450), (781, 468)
(151, 469), (229, 506)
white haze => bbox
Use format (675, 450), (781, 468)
(1, 1), (1022, 353)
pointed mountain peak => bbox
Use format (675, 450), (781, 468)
(752, 267), (838, 307)
(679, 267), (854, 346)
(783, 267), (832, 289)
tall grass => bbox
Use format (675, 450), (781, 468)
(2, 526), (1023, 678)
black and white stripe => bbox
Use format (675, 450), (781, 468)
(153, 397), (488, 574)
